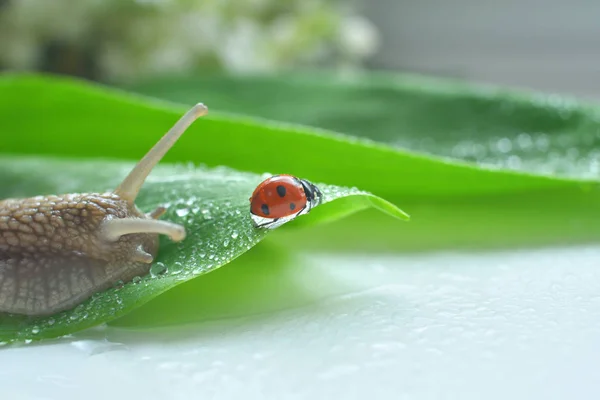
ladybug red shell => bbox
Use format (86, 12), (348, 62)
(249, 174), (323, 229)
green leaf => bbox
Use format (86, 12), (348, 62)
(0, 156), (406, 343)
(2, 74), (599, 254)
(110, 243), (339, 329)
(0, 73), (581, 202)
(1, 72), (599, 340)
(126, 72), (600, 181)
(126, 73), (600, 250)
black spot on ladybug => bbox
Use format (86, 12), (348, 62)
(276, 185), (286, 198)
(261, 204), (270, 216)
(289, 203), (296, 211)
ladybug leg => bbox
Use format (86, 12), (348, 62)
(296, 204), (310, 216)
(256, 217), (281, 229)
(252, 204), (311, 230)
(263, 219), (279, 228)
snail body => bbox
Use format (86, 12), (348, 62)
(0, 103), (207, 316)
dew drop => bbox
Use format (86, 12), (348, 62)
(517, 133), (533, 150)
(132, 276), (142, 284)
(47, 318), (55, 326)
(150, 262), (168, 277)
(590, 158), (600, 174)
(231, 231), (239, 239)
(176, 208), (190, 217)
(223, 239), (230, 247)
(535, 134), (550, 151)
(507, 155), (522, 169)
(496, 138), (512, 153)
(566, 147), (579, 159)
(193, 267), (204, 274)
(31, 326), (40, 335)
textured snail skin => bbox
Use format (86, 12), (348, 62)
(0, 102), (207, 317)
(0, 193), (159, 316)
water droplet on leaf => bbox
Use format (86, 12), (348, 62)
(150, 262), (168, 277)
(176, 208), (190, 217)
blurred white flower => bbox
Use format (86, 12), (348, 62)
(218, 18), (274, 72)
(338, 15), (380, 59)
(0, 0), (379, 81)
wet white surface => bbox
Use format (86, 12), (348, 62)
(3, 246), (600, 400)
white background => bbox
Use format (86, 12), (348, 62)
(4, 247), (600, 400)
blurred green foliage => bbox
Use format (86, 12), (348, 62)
(0, 0), (378, 82)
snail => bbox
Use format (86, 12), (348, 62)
(0, 103), (208, 317)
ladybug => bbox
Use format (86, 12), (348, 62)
(249, 174), (323, 229)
